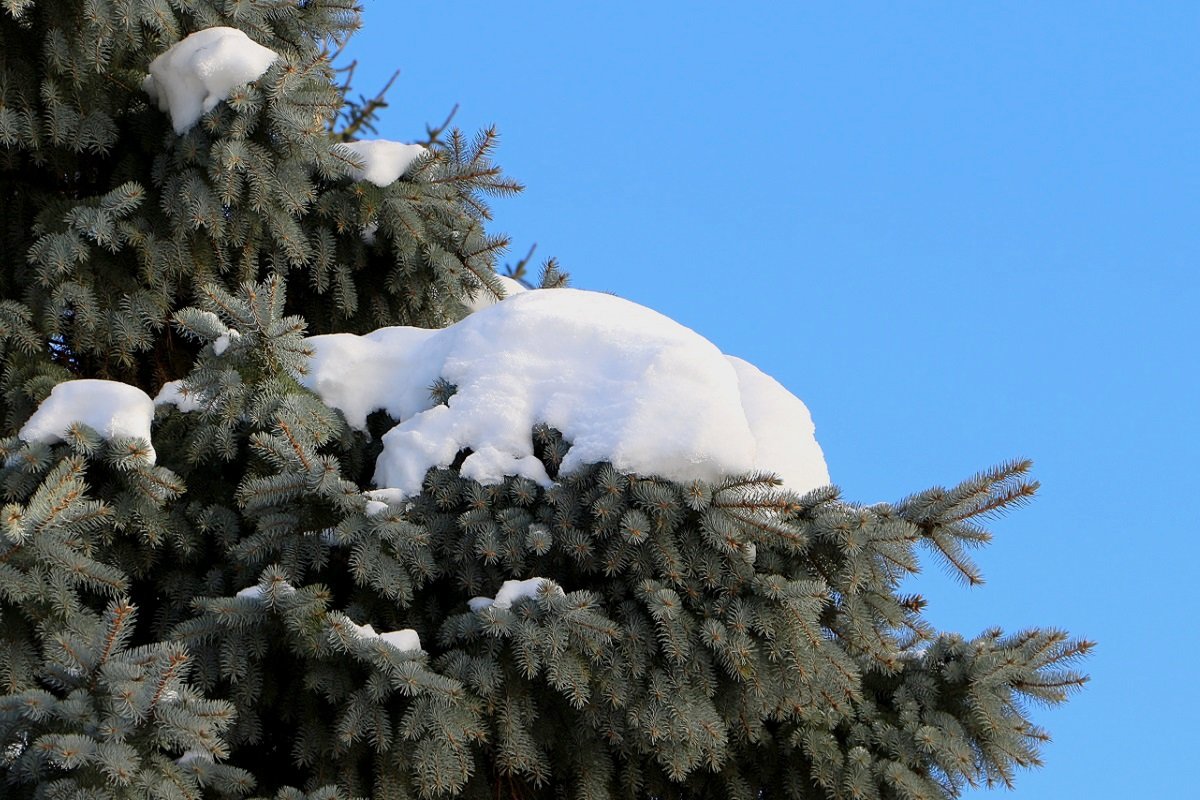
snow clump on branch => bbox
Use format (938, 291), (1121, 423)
(468, 578), (563, 612)
(345, 620), (422, 653)
(142, 27), (279, 134)
(19, 380), (157, 463)
(153, 380), (205, 413)
(302, 289), (829, 498)
(338, 139), (428, 186)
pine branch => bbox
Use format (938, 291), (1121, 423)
(335, 68), (400, 141)
(95, 600), (135, 671)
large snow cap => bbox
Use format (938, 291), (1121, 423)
(303, 289), (828, 497)
(142, 27), (279, 134)
(20, 380), (157, 463)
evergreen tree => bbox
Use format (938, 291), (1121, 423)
(0, 3), (1090, 799)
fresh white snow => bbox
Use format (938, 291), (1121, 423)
(347, 619), (422, 652)
(153, 380), (203, 413)
(725, 356), (829, 497)
(19, 290), (826, 579)
(338, 140), (427, 186)
(301, 289), (828, 498)
(348, 620), (377, 638)
(236, 581), (294, 600)
(469, 577), (561, 611)
(377, 629), (422, 651)
(20, 379), (157, 462)
(364, 488), (407, 506)
(142, 27), (279, 134)
(213, 328), (240, 356)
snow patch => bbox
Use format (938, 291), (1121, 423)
(460, 445), (551, 488)
(20, 380), (157, 463)
(236, 581), (294, 601)
(348, 620), (377, 639)
(378, 629), (422, 651)
(348, 619), (422, 653)
(142, 27), (279, 134)
(153, 380), (203, 413)
(302, 289), (829, 498)
(339, 140), (427, 186)
(364, 488), (406, 505)
(213, 328), (240, 355)
(361, 490), (409, 519)
(467, 596), (494, 612)
(470, 577), (561, 611)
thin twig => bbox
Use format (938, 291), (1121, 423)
(420, 103), (460, 147)
(503, 242), (537, 283)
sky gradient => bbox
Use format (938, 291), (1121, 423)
(344, 3), (1198, 796)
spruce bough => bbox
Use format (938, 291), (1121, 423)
(0, 3), (1090, 799)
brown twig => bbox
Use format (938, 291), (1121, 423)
(420, 103), (460, 148)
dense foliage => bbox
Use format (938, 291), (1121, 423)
(0, 2), (1089, 799)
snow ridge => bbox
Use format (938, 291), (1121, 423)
(302, 288), (828, 499)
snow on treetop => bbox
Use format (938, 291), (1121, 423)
(302, 288), (829, 498)
(19, 379), (156, 463)
(338, 139), (428, 186)
(142, 27), (279, 134)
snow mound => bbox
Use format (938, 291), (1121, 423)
(339, 139), (427, 186)
(465, 274), (529, 312)
(469, 577), (562, 612)
(142, 27), (279, 134)
(20, 380), (157, 463)
(302, 289), (829, 498)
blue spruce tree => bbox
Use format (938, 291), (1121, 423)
(0, 3), (1090, 799)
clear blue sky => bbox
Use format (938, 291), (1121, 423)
(345, 3), (1197, 796)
